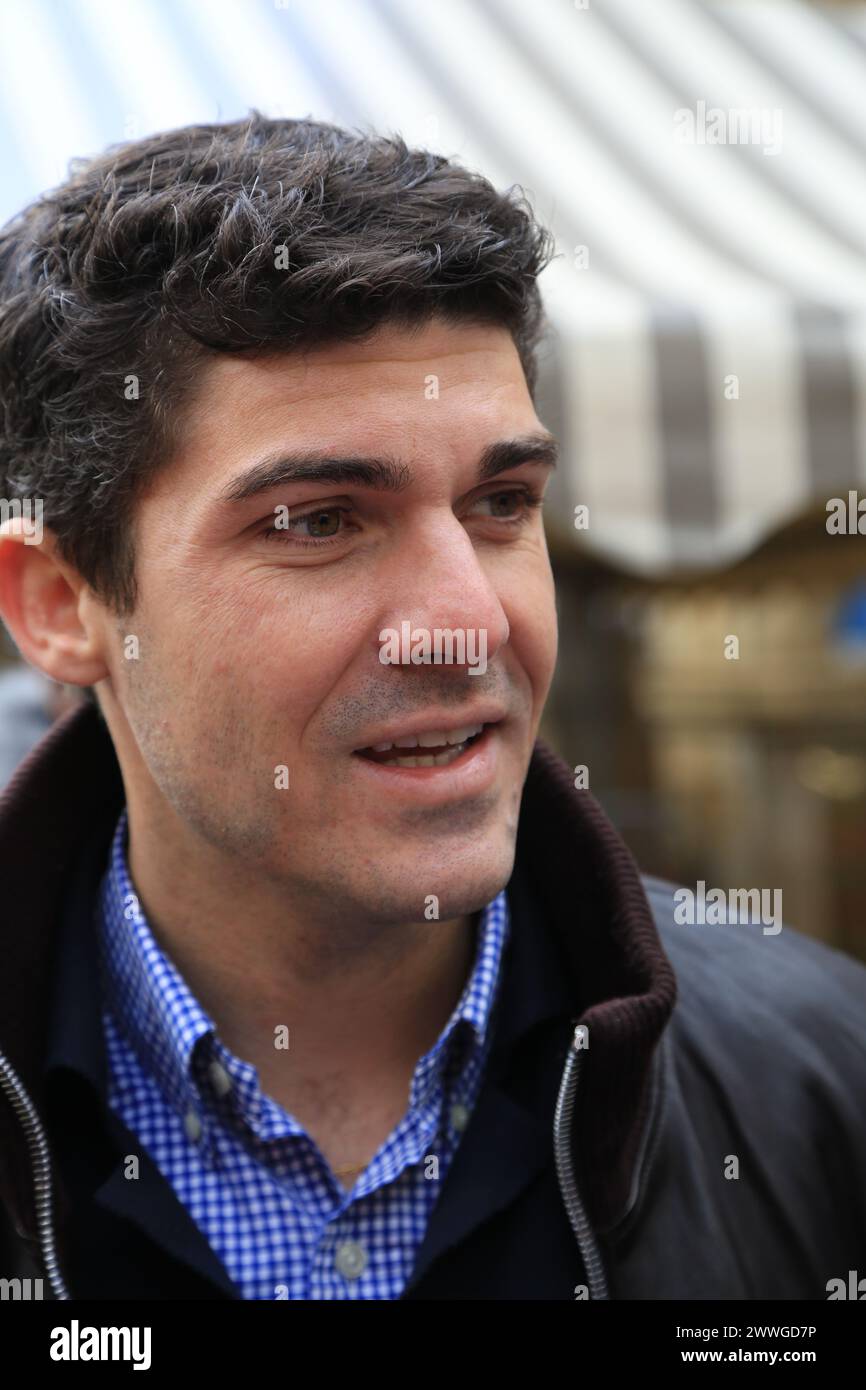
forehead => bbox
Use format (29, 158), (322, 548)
(179, 318), (534, 460)
(150, 318), (542, 514)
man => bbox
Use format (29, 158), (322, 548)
(0, 112), (864, 1302)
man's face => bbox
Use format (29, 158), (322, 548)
(103, 316), (558, 925)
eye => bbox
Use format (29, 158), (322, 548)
(470, 486), (544, 524)
(259, 505), (350, 547)
(294, 507), (342, 539)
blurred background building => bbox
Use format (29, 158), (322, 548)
(1, 0), (865, 960)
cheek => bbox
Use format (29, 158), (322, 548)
(503, 627), (556, 739)
(508, 569), (558, 683)
(229, 599), (365, 737)
(527, 621), (558, 703)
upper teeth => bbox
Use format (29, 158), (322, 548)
(371, 723), (484, 753)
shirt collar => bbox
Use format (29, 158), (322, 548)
(98, 808), (510, 1146)
(98, 810), (214, 1125)
(407, 889), (509, 1110)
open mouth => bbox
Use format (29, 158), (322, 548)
(354, 722), (491, 768)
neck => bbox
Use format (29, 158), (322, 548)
(124, 805), (480, 1116)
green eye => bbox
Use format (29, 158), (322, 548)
(486, 491), (524, 517)
(302, 509), (342, 538)
(473, 487), (544, 522)
(260, 506), (350, 546)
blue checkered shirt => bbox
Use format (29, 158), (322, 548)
(97, 810), (510, 1300)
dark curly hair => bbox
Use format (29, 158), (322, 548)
(0, 109), (556, 616)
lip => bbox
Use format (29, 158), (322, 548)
(351, 720), (502, 804)
(352, 706), (507, 754)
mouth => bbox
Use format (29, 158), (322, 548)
(354, 721), (492, 769)
(350, 715), (505, 807)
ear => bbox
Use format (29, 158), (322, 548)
(0, 517), (111, 687)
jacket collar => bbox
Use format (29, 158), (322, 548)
(0, 701), (677, 1251)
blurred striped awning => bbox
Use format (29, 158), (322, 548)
(1, 0), (865, 574)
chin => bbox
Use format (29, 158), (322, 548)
(385, 843), (516, 924)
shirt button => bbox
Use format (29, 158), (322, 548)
(450, 1103), (470, 1132)
(334, 1241), (367, 1280)
(208, 1060), (232, 1097)
(184, 1109), (202, 1143)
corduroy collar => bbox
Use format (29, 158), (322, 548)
(0, 700), (677, 1253)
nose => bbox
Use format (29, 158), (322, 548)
(373, 512), (511, 673)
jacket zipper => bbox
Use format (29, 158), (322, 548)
(2, 1023), (605, 1303)
(0, 1049), (70, 1300)
(553, 1024), (609, 1300)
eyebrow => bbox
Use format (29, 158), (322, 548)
(220, 431), (559, 504)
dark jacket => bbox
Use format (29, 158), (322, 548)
(1, 702), (865, 1300)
